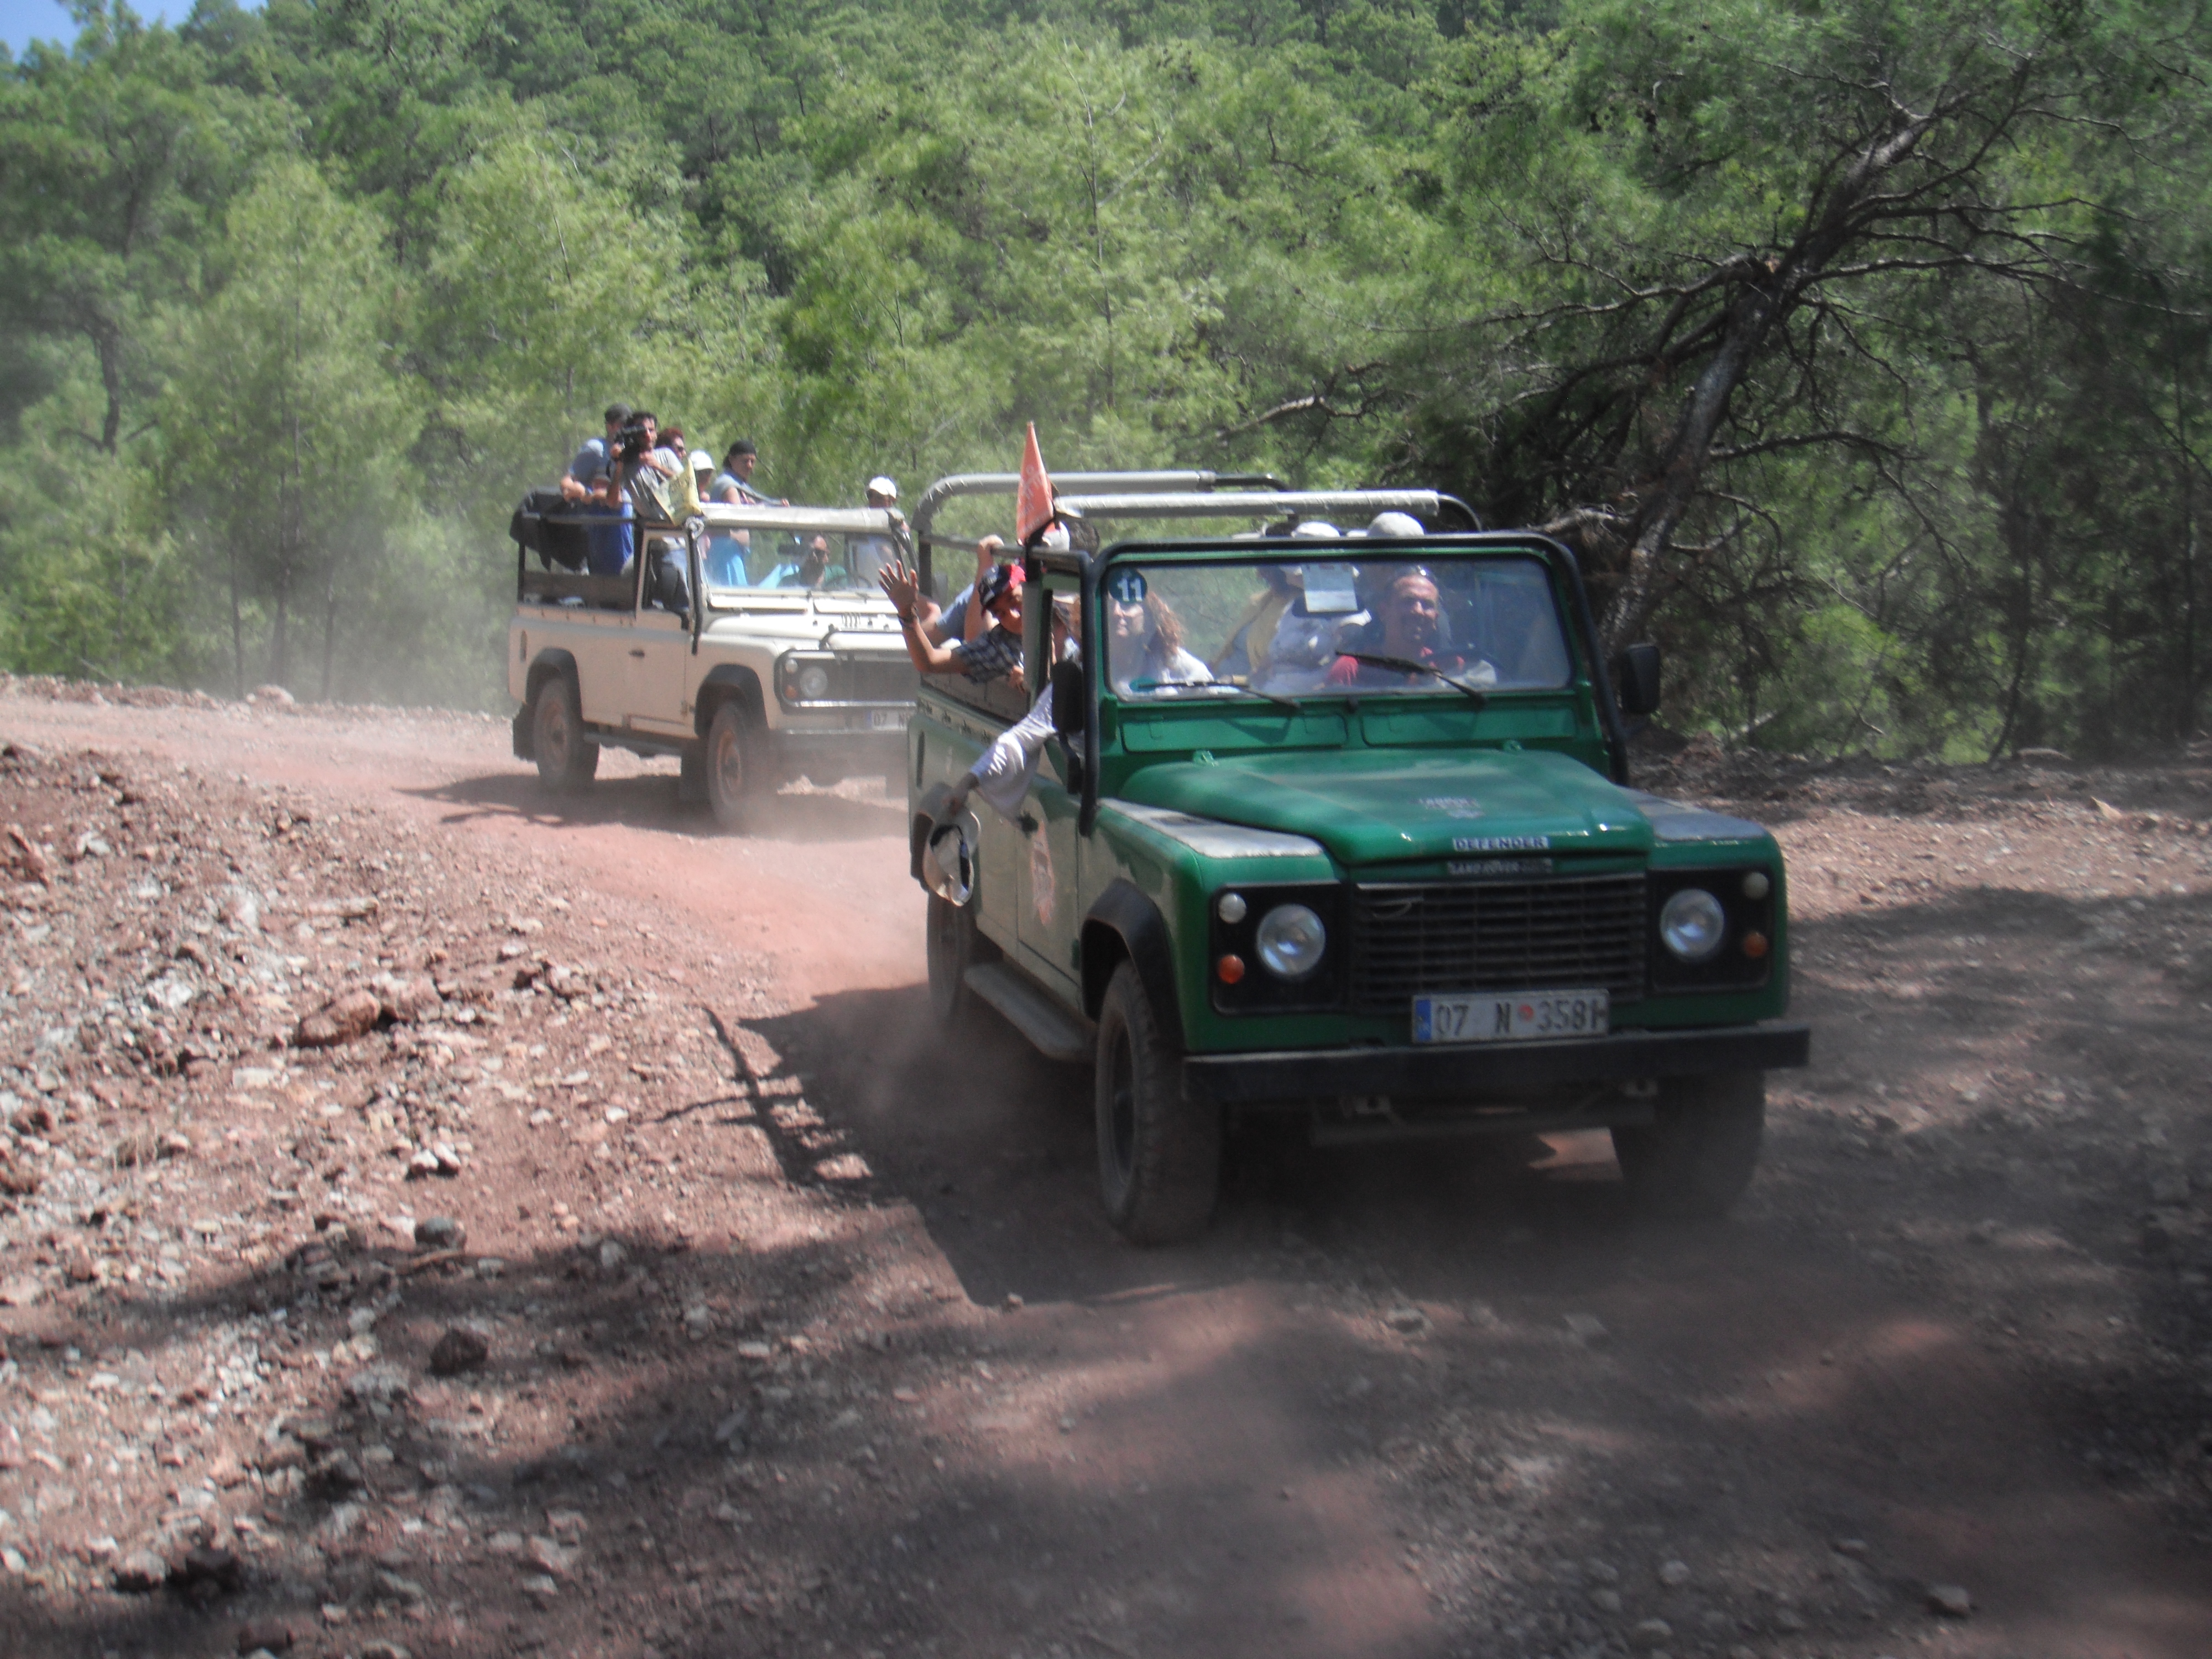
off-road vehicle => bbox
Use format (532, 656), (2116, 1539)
(506, 499), (919, 826)
(903, 483), (1809, 1242)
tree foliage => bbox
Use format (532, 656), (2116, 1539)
(0, 0), (2206, 753)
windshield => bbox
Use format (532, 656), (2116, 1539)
(1103, 552), (1573, 700)
(702, 529), (901, 595)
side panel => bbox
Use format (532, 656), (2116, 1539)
(628, 611), (692, 734)
(571, 607), (635, 726)
(1015, 747), (1083, 999)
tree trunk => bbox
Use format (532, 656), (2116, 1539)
(321, 555), (340, 703)
(228, 545), (245, 700)
(1599, 108), (1943, 651)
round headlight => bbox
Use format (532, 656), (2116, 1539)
(1254, 904), (1326, 979)
(1217, 891), (1248, 925)
(1659, 888), (1727, 962)
(797, 665), (831, 700)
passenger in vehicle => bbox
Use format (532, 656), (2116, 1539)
(945, 596), (1081, 822)
(879, 557), (1027, 688)
(560, 402), (630, 500)
(1324, 568), (1496, 690)
(1260, 542), (1367, 691)
(1103, 568), (1210, 693)
(711, 439), (786, 505)
(1363, 510), (1426, 539)
(704, 528), (752, 588)
(845, 476), (906, 589)
(920, 535), (1006, 646)
(1209, 563), (1299, 682)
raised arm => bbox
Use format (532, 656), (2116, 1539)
(879, 559), (965, 674)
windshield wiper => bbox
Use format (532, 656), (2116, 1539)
(1344, 653), (1490, 704)
(1128, 679), (1301, 713)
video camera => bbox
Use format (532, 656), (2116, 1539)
(615, 418), (656, 462)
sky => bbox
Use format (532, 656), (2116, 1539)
(0, 1), (260, 58)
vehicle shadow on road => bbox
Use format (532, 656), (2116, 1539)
(735, 983), (1647, 1314)
(397, 770), (904, 842)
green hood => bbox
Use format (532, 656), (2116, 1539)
(1121, 749), (1653, 867)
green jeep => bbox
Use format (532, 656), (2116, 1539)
(904, 483), (1808, 1243)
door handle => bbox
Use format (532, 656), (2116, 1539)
(629, 649), (645, 658)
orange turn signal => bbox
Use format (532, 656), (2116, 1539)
(1741, 931), (1769, 959)
(1217, 953), (1246, 984)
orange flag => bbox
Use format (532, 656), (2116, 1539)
(1015, 423), (1055, 549)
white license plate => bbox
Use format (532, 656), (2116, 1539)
(867, 708), (907, 731)
(1412, 989), (1610, 1045)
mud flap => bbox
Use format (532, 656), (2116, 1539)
(511, 706), (535, 761)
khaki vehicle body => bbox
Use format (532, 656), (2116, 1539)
(507, 502), (918, 821)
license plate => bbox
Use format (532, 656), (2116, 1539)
(867, 708), (907, 731)
(1412, 989), (1610, 1045)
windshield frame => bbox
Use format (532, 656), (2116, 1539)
(1044, 532), (1631, 832)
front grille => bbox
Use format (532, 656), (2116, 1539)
(1349, 873), (1647, 1012)
(841, 658), (919, 703)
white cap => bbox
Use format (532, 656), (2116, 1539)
(867, 475), (899, 499)
(1365, 511), (1424, 539)
(1292, 520), (1342, 538)
(688, 450), (714, 474)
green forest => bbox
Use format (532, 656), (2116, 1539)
(2, 0), (2207, 758)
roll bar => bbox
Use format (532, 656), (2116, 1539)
(1051, 488), (1476, 527)
(912, 469), (1284, 589)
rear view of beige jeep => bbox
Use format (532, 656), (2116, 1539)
(506, 500), (920, 828)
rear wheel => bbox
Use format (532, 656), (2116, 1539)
(705, 700), (761, 832)
(1094, 962), (1219, 1244)
(1611, 1071), (1766, 1218)
(531, 675), (598, 794)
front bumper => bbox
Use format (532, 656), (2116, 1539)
(766, 725), (906, 782)
(1181, 1021), (1810, 1105)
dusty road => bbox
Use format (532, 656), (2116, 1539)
(1, 679), (2209, 1659)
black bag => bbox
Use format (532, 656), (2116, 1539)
(510, 490), (589, 573)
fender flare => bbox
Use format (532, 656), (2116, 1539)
(1082, 879), (1186, 1052)
(523, 648), (580, 702)
(693, 664), (765, 739)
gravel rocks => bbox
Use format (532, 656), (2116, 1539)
(428, 1324), (489, 1376)
(413, 1214), (466, 1250)
(1927, 1583), (1974, 1617)
(110, 1548), (169, 1593)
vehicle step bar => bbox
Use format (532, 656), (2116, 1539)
(963, 964), (1094, 1064)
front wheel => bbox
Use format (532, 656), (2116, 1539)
(531, 675), (598, 794)
(1094, 962), (1219, 1245)
(925, 892), (997, 1031)
(705, 700), (762, 832)
(1611, 1071), (1765, 1218)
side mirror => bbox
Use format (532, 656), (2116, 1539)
(1617, 642), (1662, 717)
(1050, 658), (1086, 741)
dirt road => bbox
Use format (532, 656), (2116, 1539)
(1, 680), (2208, 1659)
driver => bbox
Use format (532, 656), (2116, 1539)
(1104, 568), (1210, 693)
(1325, 568), (1497, 690)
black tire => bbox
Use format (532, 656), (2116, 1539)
(531, 675), (598, 794)
(1611, 1071), (1766, 1218)
(1094, 962), (1220, 1244)
(705, 700), (761, 832)
(924, 891), (997, 1030)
